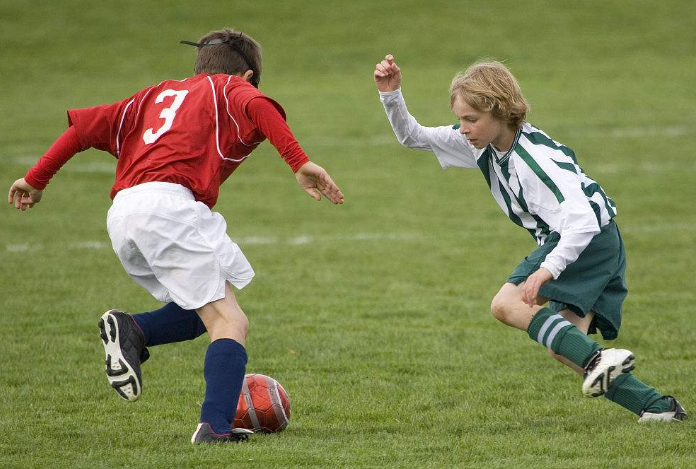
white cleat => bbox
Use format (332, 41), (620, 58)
(639, 397), (687, 422)
(582, 349), (635, 398)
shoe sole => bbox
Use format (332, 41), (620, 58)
(638, 412), (686, 422)
(638, 397), (688, 422)
(191, 423), (253, 444)
(582, 351), (635, 398)
(98, 310), (141, 402)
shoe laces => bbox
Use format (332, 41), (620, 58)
(583, 350), (603, 375)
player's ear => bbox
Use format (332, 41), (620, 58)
(242, 70), (254, 82)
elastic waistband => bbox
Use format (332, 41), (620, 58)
(113, 182), (194, 202)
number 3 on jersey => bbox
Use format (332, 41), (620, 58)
(143, 89), (189, 144)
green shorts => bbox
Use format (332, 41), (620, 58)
(507, 220), (627, 340)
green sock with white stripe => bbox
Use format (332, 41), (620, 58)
(527, 307), (601, 368)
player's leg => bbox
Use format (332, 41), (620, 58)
(545, 308), (594, 375)
(489, 281), (541, 331)
(541, 308), (666, 413)
(606, 372), (685, 421)
(132, 303), (207, 346)
(100, 213), (159, 402)
(491, 282), (603, 370)
(491, 282), (633, 397)
(191, 282), (251, 443)
(98, 303), (208, 403)
(549, 310), (684, 420)
(591, 277), (685, 420)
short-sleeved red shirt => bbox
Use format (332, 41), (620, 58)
(52, 74), (307, 208)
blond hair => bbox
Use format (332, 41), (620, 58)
(449, 61), (529, 128)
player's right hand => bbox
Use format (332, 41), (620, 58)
(8, 178), (43, 211)
(295, 162), (345, 205)
(374, 54), (402, 92)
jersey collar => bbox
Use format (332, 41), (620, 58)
(489, 127), (522, 165)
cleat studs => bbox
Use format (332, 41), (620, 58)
(107, 316), (117, 342)
(98, 322), (109, 345)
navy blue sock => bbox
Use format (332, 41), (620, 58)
(131, 303), (207, 346)
(200, 338), (247, 435)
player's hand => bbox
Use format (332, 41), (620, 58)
(8, 178), (43, 211)
(295, 162), (345, 204)
(522, 268), (554, 307)
(374, 54), (402, 92)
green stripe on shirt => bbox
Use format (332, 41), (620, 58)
(552, 160), (578, 174)
(476, 148), (493, 188)
(516, 144), (566, 203)
(523, 130), (578, 164)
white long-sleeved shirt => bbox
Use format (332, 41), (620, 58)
(379, 89), (617, 278)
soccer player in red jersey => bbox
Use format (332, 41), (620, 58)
(8, 28), (344, 443)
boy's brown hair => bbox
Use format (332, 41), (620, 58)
(193, 28), (262, 87)
(449, 61), (529, 129)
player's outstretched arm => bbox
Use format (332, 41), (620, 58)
(374, 54), (402, 92)
(8, 178), (43, 211)
(294, 162), (345, 204)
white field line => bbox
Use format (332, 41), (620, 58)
(3, 232), (428, 253)
(3, 124), (694, 171)
(592, 161), (696, 174)
(6, 223), (696, 253)
(68, 241), (108, 249)
(7, 155), (696, 175)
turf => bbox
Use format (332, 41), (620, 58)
(1, 0), (695, 467)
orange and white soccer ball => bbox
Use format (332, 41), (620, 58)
(233, 374), (291, 433)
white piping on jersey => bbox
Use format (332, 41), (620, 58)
(223, 75), (265, 147)
(116, 86), (156, 158)
(115, 98), (135, 158)
(136, 87), (155, 117)
(207, 75), (249, 163)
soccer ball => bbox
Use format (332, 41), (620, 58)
(233, 374), (291, 433)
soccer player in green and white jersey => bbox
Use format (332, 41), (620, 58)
(374, 55), (686, 422)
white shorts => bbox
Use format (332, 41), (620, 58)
(106, 182), (254, 310)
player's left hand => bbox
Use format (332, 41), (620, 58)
(295, 162), (345, 204)
(522, 268), (553, 307)
(8, 178), (43, 211)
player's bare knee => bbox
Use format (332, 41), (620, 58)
(219, 309), (249, 337)
(237, 313), (250, 338)
(490, 293), (511, 324)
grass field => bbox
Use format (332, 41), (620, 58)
(1, 1), (695, 467)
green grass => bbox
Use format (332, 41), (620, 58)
(1, 0), (695, 467)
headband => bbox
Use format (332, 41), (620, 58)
(181, 33), (259, 87)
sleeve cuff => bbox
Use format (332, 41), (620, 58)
(378, 88), (402, 101)
(23, 173), (46, 191)
(539, 261), (562, 280)
(290, 156), (310, 173)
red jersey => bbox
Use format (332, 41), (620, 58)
(26, 74), (309, 208)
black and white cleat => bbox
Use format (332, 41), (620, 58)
(98, 310), (149, 402)
(582, 348), (635, 398)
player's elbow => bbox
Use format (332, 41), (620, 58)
(395, 132), (415, 147)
